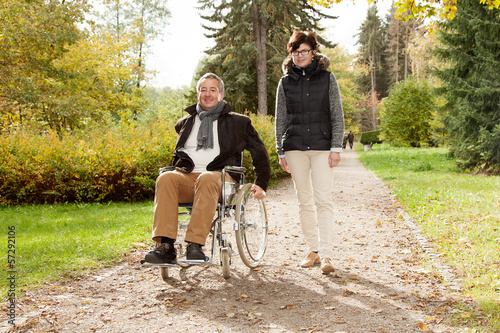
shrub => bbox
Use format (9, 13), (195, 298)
(360, 130), (382, 145)
(243, 114), (288, 184)
(0, 115), (285, 205)
(379, 78), (437, 147)
(0, 123), (176, 205)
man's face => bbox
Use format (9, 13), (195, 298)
(197, 78), (224, 111)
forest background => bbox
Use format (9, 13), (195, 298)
(1, 0), (499, 206)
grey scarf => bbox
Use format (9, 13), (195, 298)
(196, 100), (225, 150)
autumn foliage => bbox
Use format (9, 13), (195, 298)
(0, 115), (284, 205)
(0, 123), (175, 205)
(308, 0), (499, 25)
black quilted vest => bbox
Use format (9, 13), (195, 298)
(281, 60), (331, 152)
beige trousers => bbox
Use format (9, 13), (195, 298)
(285, 150), (335, 258)
(152, 170), (222, 246)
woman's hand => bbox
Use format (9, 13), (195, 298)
(279, 157), (290, 173)
(251, 184), (266, 200)
(329, 152), (341, 167)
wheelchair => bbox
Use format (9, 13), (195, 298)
(141, 165), (268, 280)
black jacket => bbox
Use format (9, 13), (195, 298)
(172, 102), (271, 191)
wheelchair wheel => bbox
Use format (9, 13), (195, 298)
(234, 183), (268, 268)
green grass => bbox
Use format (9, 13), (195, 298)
(359, 144), (500, 331)
(1, 202), (153, 298)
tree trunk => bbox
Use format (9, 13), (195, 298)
(395, 19), (399, 83)
(404, 25), (409, 80)
(252, 0), (268, 116)
(370, 50), (377, 130)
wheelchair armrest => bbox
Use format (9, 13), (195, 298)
(223, 166), (246, 174)
(159, 166), (175, 174)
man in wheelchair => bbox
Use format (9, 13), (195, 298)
(144, 73), (271, 264)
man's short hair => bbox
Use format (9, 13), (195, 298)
(196, 73), (224, 93)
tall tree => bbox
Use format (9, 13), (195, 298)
(406, 29), (439, 81)
(100, 0), (170, 88)
(198, 0), (336, 116)
(384, 7), (422, 87)
(128, 0), (170, 88)
(0, 0), (88, 132)
(355, 5), (386, 130)
(433, 0), (500, 173)
(322, 47), (364, 131)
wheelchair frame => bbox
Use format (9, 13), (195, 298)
(142, 165), (268, 281)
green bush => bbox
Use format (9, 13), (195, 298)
(0, 115), (285, 205)
(0, 123), (176, 205)
(360, 130), (382, 145)
(379, 78), (437, 147)
(243, 114), (288, 184)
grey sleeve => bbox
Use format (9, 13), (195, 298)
(329, 72), (345, 152)
(275, 79), (288, 157)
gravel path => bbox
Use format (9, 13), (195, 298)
(3, 147), (472, 333)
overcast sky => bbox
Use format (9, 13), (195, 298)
(147, 0), (393, 88)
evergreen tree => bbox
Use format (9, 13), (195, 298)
(197, 0), (336, 115)
(433, 0), (500, 173)
(355, 5), (387, 130)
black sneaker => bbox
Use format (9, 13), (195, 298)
(186, 242), (206, 260)
(144, 243), (176, 264)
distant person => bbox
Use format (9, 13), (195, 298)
(143, 73), (271, 264)
(342, 132), (348, 149)
(275, 31), (345, 274)
(347, 131), (354, 149)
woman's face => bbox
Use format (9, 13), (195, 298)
(291, 43), (316, 68)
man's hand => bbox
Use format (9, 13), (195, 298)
(329, 152), (341, 167)
(251, 184), (266, 200)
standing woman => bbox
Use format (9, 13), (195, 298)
(275, 31), (345, 274)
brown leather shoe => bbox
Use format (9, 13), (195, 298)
(300, 252), (320, 267)
(320, 258), (335, 274)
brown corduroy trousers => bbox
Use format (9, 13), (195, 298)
(151, 170), (222, 246)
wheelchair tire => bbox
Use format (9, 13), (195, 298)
(160, 267), (169, 281)
(221, 247), (231, 279)
(234, 183), (268, 268)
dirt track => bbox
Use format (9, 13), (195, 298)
(2, 146), (473, 333)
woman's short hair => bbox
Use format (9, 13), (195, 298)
(196, 73), (225, 93)
(287, 31), (319, 54)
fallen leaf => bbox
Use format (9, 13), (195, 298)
(341, 289), (356, 297)
(418, 322), (428, 330)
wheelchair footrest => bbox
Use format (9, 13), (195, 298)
(141, 258), (212, 267)
(140, 260), (178, 267)
(177, 257), (213, 266)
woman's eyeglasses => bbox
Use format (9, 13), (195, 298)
(292, 49), (313, 56)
